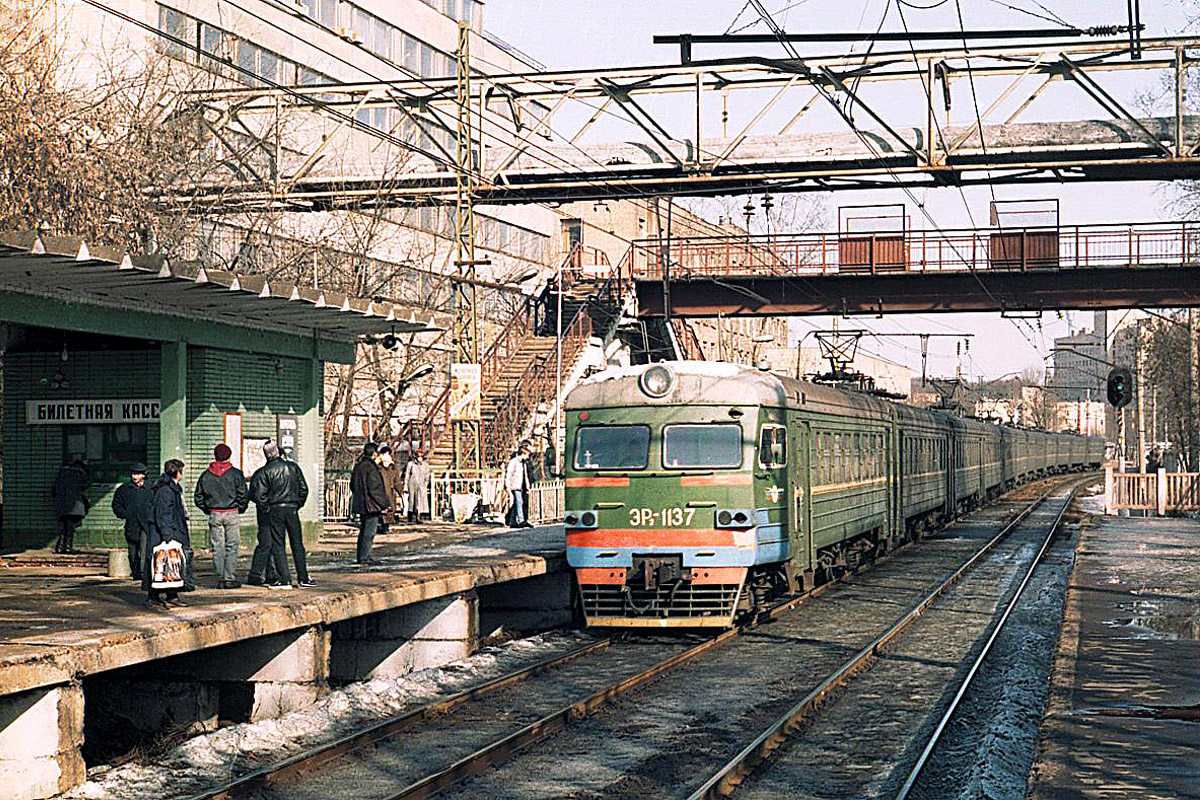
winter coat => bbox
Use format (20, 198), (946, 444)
(403, 459), (431, 515)
(379, 461), (404, 509)
(149, 474), (189, 548)
(194, 461), (250, 514)
(249, 457), (309, 508)
(52, 462), (91, 520)
(112, 480), (152, 543)
(350, 456), (389, 516)
(504, 456), (528, 492)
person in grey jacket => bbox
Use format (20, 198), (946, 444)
(194, 443), (250, 589)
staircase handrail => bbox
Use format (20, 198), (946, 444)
(484, 305), (593, 465)
(672, 318), (706, 360)
(418, 297), (534, 461)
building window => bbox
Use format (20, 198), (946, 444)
(158, 5), (195, 60)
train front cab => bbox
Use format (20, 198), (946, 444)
(564, 365), (793, 628)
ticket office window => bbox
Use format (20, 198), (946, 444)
(63, 424), (150, 484)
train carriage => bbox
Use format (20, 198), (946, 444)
(565, 362), (1103, 628)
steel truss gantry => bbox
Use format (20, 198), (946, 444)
(170, 35), (1200, 210)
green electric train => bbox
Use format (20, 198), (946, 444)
(563, 361), (1103, 628)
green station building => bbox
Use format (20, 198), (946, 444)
(0, 231), (437, 551)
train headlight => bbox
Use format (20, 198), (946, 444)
(565, 510), (598, 529)
(715, 508), (755, 529)
(639, 364), (675, 398)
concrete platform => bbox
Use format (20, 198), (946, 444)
(0, 524), (569, 799)
(1029, 510), (1200, 799)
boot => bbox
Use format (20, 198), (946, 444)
(64, 530), (79, 555)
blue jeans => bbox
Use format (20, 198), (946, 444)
(510, 490), (527, 527)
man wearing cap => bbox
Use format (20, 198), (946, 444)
(250, 440), (312, 587)
(112, 463), (152, 582)
(195, 443), (250, 589)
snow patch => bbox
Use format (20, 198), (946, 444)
(66, 631), (593, 800)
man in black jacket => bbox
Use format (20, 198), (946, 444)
(52, 459), (91, 554)
(249, 440), (311, 588)
(194, 443), (250, 589)
(350, 442), (390, 564)
(112, 463), (151, 581)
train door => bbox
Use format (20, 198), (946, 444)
(794, 421), (814, 584)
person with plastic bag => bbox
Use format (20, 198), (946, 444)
(144, 459), (189, 610)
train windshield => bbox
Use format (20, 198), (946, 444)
(663, 424), (743, 469)
(574, 425), (650, 470)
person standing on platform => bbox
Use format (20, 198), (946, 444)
(504, 445), (530, 528)
(112, 463), (151, 581)
(52, 458), (90, 554)
(377, 445), (403, 533)
(194, 443), (250, 589)
(350, 442), (390, 564)
(246, 501), (283, 587)
(403, 450), (430, 524)
(249, 440), (312, 588)
(145, 459), (188, 609)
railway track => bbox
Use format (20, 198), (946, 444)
(687, 478), (1084, 800)
(186, 478), (1081, 800)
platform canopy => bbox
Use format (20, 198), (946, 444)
(0, 230), (443, 349)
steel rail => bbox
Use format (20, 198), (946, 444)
(685, 479), (1073, 800)
(894, 481), (1082, 800)
(189, 637), (615, 800)
(383, 578), (847, 800)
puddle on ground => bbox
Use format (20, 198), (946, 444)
(1104, 597), (1200, 641)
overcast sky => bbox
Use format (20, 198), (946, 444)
(485, 0), (1193, 381)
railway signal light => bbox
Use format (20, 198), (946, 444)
(1107, 367), (1133, 408)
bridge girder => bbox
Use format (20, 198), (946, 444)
(168, 36), (1200, 211)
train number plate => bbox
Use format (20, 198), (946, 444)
(629, 507), (697, 527)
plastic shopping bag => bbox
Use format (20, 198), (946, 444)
(151, 540), (185, 590)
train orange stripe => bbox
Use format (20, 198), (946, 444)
(680, 473), (753, 487)
(565, 476), (630, 488)
(576, 567), (627, 585)
(689, 567), (747, 585)
(567, 528), (738, 547)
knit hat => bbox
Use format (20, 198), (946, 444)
(263, 440), (280, 459)
(214, 443), (232, 461)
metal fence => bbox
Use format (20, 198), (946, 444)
(1105, 467), (1200, 515)
(326, 470), (565, 525)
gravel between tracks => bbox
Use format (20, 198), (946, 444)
(733, 487), (1080, 800)
(432, 486), (1065, 800)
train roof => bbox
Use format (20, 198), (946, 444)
(566, 362), (1102, 443)
(567, 361), (893, 418)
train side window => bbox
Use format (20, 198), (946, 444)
(758, 424), (787, 469)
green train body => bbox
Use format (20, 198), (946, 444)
(563, 361), (1103, 628)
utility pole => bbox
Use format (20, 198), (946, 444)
(1190, 308), (1199, 469)
(1136, 324), (1146, 472)
(452, 20), (481, 472)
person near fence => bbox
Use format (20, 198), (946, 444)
(194, 443), (250, 589)
(377, 444), (404, 531)
(250, 440), (312, 588)
(112, 463), (151, 581)
(351, 442), (390, 563)
(505, 443), (532, 528)
(403, 450), (431, 523)
(145, 459), (188, 609)
(52, 458), (91, 554)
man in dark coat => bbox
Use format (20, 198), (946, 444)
(350, 442), (390, 564)
(144, 459), (188, 609)
(112, 463), (151, 581)
(249, 440), (311, 587)
(194, 443), (250, 589)
(51, 459), (91, 554)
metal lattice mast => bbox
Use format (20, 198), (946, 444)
(453, 20), (481, 471)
